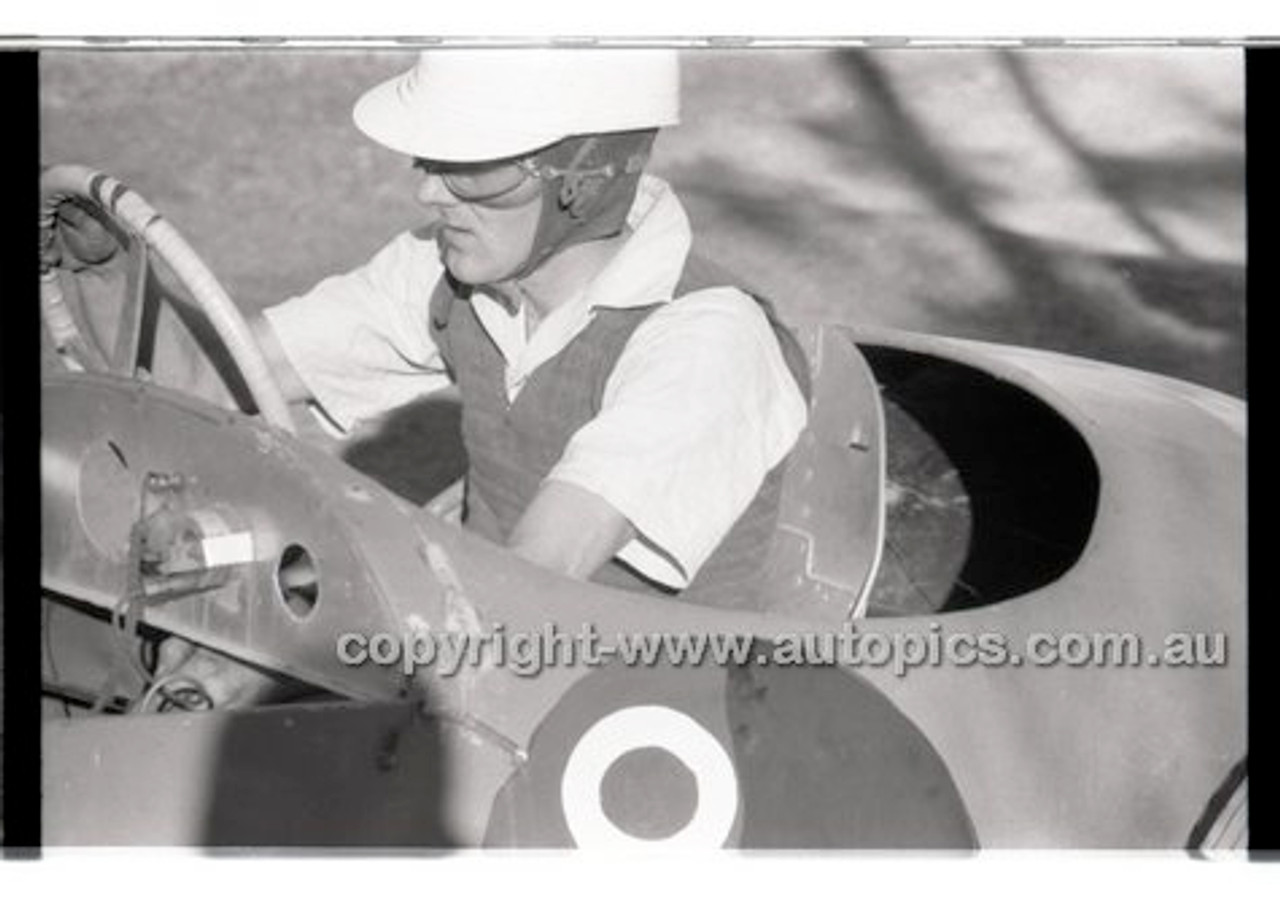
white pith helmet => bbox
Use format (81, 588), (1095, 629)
(353, 48), (681, 162)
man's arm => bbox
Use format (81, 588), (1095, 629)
(540, 290), (808, 589)
(253, 231), (453, 432)
(507, 480), (637, 581)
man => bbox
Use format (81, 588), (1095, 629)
(48, 50), (810, 709)
(252, 48), (810, 610)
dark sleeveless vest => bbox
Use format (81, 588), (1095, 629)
(428, 253), (810, 611)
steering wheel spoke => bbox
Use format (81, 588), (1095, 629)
(40, 164), (296, 432)
(43, 266), (112, 373)
(109, 236), (146, 375)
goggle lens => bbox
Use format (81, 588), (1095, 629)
(413, 158), (533, 207)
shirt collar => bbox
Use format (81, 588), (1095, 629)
(470, 175), (689, 319)
(582, 174), (692, 311)
(465, 175), (691, 370)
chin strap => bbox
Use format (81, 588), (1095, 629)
(506, 129), (657, 282)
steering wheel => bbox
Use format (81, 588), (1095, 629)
(40, 164), (295, 433)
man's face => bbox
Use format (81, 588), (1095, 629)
(414, 161), (543, 285)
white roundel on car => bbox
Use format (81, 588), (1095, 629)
(559, 704), (739, 849)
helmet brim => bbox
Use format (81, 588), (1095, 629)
(352, 49), (681, 163)
(353, 69), (572, 162)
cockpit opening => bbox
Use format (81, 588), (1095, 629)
(861, 346), (1100, 616)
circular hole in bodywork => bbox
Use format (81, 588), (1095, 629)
(275, 544), (319, 619)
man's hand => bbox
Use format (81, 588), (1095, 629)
(507, 480), (637, 581)
(54, 198), (123, 269)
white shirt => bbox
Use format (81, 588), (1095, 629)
(263, 175), (808, 588)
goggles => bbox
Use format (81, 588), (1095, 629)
(412, 137), (642, 210)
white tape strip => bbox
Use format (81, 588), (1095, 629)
(200, 532), (255, 567)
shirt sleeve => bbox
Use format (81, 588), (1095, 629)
(546, 289), (809, 589)
(261, 230), (451, 432)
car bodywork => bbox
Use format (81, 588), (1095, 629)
(38, 166), (1247, 850)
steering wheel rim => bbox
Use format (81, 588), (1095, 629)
(40, 164), (296, 433)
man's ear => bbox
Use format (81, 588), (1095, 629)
(558, 170), (607, 219)
(558, 148), (650, 219)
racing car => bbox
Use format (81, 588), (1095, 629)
(38, 163), (1247, 850)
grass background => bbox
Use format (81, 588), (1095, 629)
(39, 48), (1246, 397)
